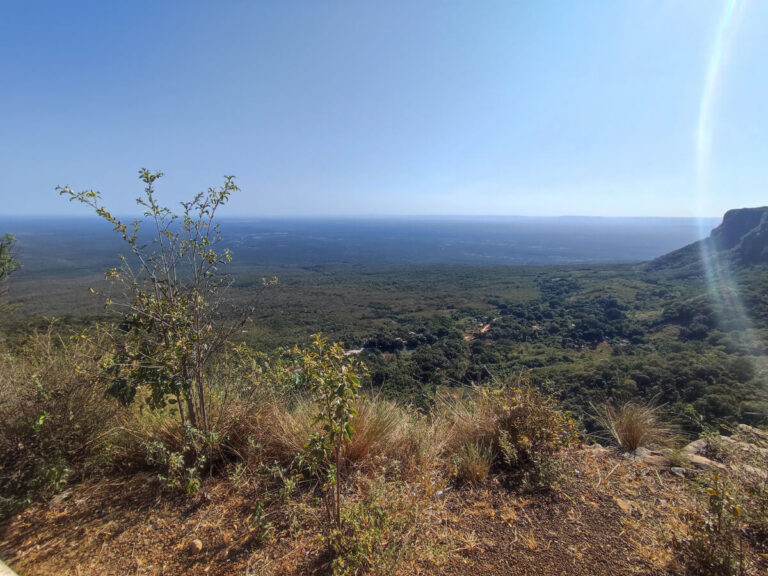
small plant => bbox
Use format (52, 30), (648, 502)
(702, 427), (728, 462)
(300, 333), (366, 549)
(594, 399), (671, 452)
(674, 472), (748, 576)
(145, 437), (206, 494)
(330, 479), (422, 576)
(249, 501), (275, 544)
(453, 441), (492, 484)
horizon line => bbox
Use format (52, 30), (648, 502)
(0, 213), (727, 221)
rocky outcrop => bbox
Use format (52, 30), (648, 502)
(649, 206), (768, 271)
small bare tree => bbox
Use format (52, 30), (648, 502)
(58, 169), (264, 435)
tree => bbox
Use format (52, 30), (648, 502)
(58, 169), (267, 435)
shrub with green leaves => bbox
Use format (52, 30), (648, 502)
(331, 478), (424, 576)
(674, 472), (749, 576)
(300, 333), (365, 547)
(59, 169), (273, 438)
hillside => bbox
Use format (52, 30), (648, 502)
(649, 206), (768, 272)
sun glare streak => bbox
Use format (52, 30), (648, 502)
(696, 0), (740, 223)
(696, 0), (761, 354)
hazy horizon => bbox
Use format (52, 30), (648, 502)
(2, 215), (721, 278)
(0, 213), (732, 221)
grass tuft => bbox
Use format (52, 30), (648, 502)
(595, 400), (672, 452)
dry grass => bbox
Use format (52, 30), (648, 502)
(437, 393), (496, 455)
(247, 396), (317, 466)
(437, 382), (578, 487)
(595, 400), (672, 452)
(0, 326), (120, 516)
(453, 441), (493, 484)
(247, 394), (429, 475)
(344, 395), (409, 467)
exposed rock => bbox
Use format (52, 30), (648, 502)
(641, 454), (670, 467)
(187, 539), (203, 555)
(671, 467), (687, 478)
(48, 490), (71, 509)
(681, 438), (707, 456)
(649, 206), (768, 270)
(735, 424), (768, 447)
(687, 454), (727, 471)
(614, 497), (635, 514)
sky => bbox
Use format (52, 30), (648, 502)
(1, 0), (766, 218)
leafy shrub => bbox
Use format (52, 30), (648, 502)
(145, 436), (206, 494)
(674, 472), (748, 576)
(331, 478), (424, 576)
(300, 334), (365, 546)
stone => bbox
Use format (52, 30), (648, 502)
(187, 539), (203, 555)
(687, 454), (727, 471)
(682, 438), (708, 455)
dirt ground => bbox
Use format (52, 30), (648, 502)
(0, 449), (734, 575)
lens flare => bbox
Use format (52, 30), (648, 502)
(696, 0), (761, 354)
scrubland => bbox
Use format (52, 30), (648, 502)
(1, 324), (767, 575)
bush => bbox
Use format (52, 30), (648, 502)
(330, 477), (427, 576)
(440, 376), (578, 489)
(674, 472), (748, 576)
(0, 326), (119, 517)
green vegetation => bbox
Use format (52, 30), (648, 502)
(0, 233), (19, 312)
(2, 176), (768, 573)
(58, 170), (261, 435)
(674, 431), (768, 575)
(441, 379), (578, 489)
(300, 333), (365, 549)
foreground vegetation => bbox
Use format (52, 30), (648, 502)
(2, 321), (767, 574)
(1, 176), (767, 573)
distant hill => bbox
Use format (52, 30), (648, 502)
(648, 206), (768, 271)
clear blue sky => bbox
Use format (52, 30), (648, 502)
(1, 1), (766, 217)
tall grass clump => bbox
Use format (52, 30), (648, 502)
(453, 441), (493, 484)
(0, 325), (119, 517)
(440, 375), (578, 489)
(594, 400), (672, 452)
(344, 394), (410, 469)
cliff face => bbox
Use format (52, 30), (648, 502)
(649, 206), (768, 270)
